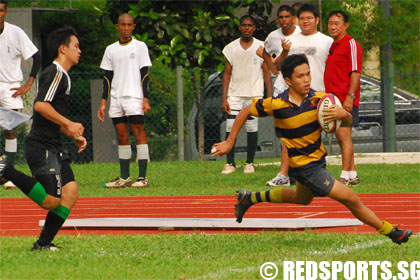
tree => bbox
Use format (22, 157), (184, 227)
(127, 0), (278, 159)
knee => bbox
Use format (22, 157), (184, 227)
(4, 129), (17, 139)
(117, 134), (129, 144)
(41, 196), (61, 210)
(340, 193), (361, 209)
(299, 196), (313, 205)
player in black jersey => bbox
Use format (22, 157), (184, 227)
(0, 26), (86, 251)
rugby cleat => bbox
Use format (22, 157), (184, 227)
(387, 227), (412, 245)
(266, 173), (290, 186)
(132, 177), (149, 188)
(103, 177), (131, 188)
(349, 176), (361, 186)
(235, 189), (253, 223)
(31, 241), (60, 251)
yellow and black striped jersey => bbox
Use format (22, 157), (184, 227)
(251, 89), (327, 169)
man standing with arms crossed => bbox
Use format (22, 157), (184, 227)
(0, 0), (41, 189)
(98, 13), (152, 188)
(220, 15), (272, 174)
(324, 10), (363, 185)
(263, 3), (333, 187)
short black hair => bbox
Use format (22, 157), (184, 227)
(277, 5), (295, 17)
(297, 3), (319, 19)
(291, 2), (303, 13)
(0, 0), (7, 10)
(281, 54), (309, 79)
(240, 14), (255, 25)
(46, 26), (78, 59)
(118, 13), (134, 24)
(328, 10), (349, 23)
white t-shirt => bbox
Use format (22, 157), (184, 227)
(222, 38), (265, 98)
(264, 26), (301, 58)
(0, 22), (38, 83)
(100, 38), (152, 99)
(274, 32), (333, 93)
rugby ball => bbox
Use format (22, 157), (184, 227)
(317, 94), (342, 133)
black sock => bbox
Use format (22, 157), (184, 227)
(225, 132), (236, 166)
(37, 211), (65, 246)
(3, 165), (37, 195)
(246, 132), (258, 164)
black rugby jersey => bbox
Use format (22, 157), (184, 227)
(250, 89), (327, 170)
(26, 61), (71, 151)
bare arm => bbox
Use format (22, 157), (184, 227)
(274, 39), (292, 70)
(222, 60), (232, 115)
(262, 61), (273, 97)
(262, 48), (279, 75)
(212, 105), (252, 156)
(343, 72), (361, 112)
(34, 101), (84, 138)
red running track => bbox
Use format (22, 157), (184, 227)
(0, 193), (419, 236)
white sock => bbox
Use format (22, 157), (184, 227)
(340, 170), (350, 180)
(349, 171), (358, 179)
(5, 138), (18, 153)
(136, 144), (149, 161)
(118, 145), (131, 159)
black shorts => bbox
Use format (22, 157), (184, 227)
(24, 144), (75, 198)
(112, 115), (145, 125)
(342, 105), (359, 127)
(290, 163), (335, 197)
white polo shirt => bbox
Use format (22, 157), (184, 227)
(0, 22), (38, 83)
(100, 38), (152, 99)
(222, 38), (264, 98)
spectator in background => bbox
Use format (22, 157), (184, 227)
(219, 15), (272, 174)
(324, 10), (363, 186)
(256, 4), (301, 186)
(263, 3), (333, 187)
(97, 13), (152, 188)
(291, 2), (304, 26)
(0, 0), (41, 189)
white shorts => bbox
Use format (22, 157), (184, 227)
(0, 82), (24, 109)
(226, 96), (258, 133)
(108, 96), (144, 118)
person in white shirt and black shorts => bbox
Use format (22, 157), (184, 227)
(97, 13), (152, 188)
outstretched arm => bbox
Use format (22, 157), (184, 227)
(212, 105), (252, 156)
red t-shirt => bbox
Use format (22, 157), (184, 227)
(324, 34), (363, 106)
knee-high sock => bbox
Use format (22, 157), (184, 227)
(136, 144), (149, 178)
(5, 139), (17, 165)
(3, 165), (47, 206)
(225, 132), (236, 166)
(118, 145), (131, 179)
(250, 187), (283, 204)
(37, 205), (70, 246)
(246, 131), (258, 164)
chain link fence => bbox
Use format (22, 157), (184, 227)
(2, 67), (419, 164)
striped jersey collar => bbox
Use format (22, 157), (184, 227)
(119, 37), (133, 46)
(278, 88), (316, 104)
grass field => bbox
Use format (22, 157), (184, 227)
(1, 159), (419, 280)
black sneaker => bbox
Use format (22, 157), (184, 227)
(31, 241), (60, 251)
(349, 176), (361, 186)
(235, 189), (253, 223)
(387, 227), (412, 245)
(0, 154), (10, 178)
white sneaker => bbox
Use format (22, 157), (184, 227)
(4, 180), (16, 189)
(103, 177), (131, 188)
(221, 164), (236, 174)
(266, 173), (290, 186)
(243, 163), (255, 173)
(132, 177), (149, 188)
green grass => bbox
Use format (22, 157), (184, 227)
(0, 234), (419, 280)
(1, 159), (419, 279)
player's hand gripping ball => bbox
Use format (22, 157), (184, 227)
(211, 147), (217, 154)
(317, 94), (342, 133)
